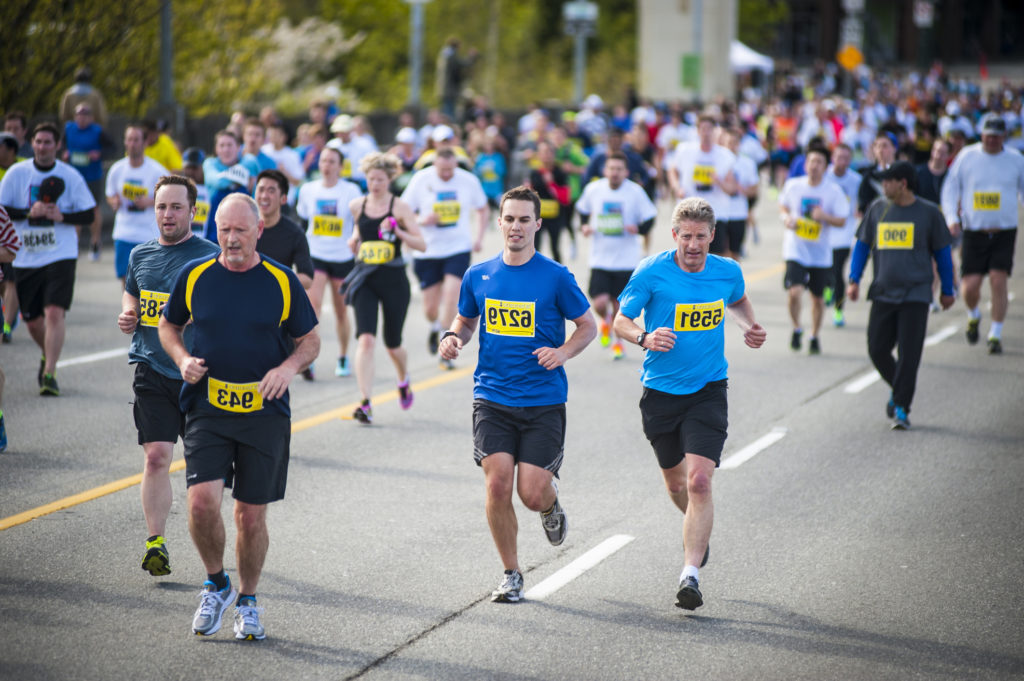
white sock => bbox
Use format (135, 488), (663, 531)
(680, 565), (699, 582)
(968, 307), (981, 320)
(431, 320), (442, 331)
(990, 321), (1003, 339)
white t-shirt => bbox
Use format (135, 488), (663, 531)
(261, 143), (305, 204)
(941, 144), (1024, 230)
(673, 142), (737, 218)
(779, 176), (850, 268)
(576, 178), (657, 271)
(656, 123), (695, 160)
(327, 136), (377, 182)
(0, 159), (96, 268)
(723, 154), (759, 221)
(401, 166), (487, 259)
(106, 156), (168, 244)
(825, 166), (863, 248)
(295, 178), (363, 262)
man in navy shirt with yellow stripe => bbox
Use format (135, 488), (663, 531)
(614, 197), (766, 611)
(160, 193), (319, 640)
(439, 185), (596, 603)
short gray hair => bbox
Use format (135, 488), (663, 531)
(671, 197), (715, 233)
(216, 192), (260, 223)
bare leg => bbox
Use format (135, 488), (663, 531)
(234, 501), (269, 595)
(187, 480), (226, 575)
(481, 453), (519, 571)
(989, 270), (1009, 323)
(787, 285), (804, 330)
(141, 441), (174, 536)
(355, 333), (375, 400)
(681, 454), (715, 569)
(330, 278), (350, 360)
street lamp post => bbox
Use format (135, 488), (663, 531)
(563, 1), (598, 106)
(405, 0), (433, 110)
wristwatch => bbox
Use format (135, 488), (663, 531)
(637, 331), (648, 349)
(440, 330), (459, 343)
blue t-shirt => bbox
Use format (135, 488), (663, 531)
(125, 236), (221, 379)
(459, 252), (591, 407)
(618, 251), (745, 395)
(202, 157), (261, 241)
(473, 153), (506, 200)
(64, 122), (103, 181)
(162, 254), (318, 417)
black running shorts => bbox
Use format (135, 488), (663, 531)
(14, 258), (76, 320)
(784, 260), (830, 297)
(183, 411), (291, 505)
(472, 399), (566, 476)
(588, 268), (632, 300)
(311, 257), (355, 281)
(639, 381), (728, 469)
(961, 229), (1016, 276)
(132, 362), (185, 445)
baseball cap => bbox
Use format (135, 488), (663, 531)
(980, 114), (1007, 136)
(330, 114), (354, 133)
(0, 132), (18, 151)
(182, 147), (205, 166)
(395, 127), (417, 144)
(877, 161), (916, 189)
(431, 125), (455, 143)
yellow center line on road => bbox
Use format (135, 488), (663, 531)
(744, 262), (785, 283)
(0, 367), (473, 533)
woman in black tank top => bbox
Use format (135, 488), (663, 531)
(346, 152), (426, 424)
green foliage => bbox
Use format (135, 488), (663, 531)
(738, 0), (790, 53)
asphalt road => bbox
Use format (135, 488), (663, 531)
(1, 190), (1022, 681)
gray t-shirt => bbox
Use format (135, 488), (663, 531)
(856, 197), (951, 304)
(125, 235), (221, 378)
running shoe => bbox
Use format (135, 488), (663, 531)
(428, 330), (439, 355)
(790, 329), (802, 351)
(833, 307), (845, 327)
(90, 243), (100, 262)
(37, 356), (45, 387)
(988, 338), (1003, 355)
(808, 337), (821, 355)
(39, 373), (59, 397)
(335, 356), (350, 377)
(353, 402), (373, 425)
(398, 380), (414, 410)
(541, 498), (567, 546)
(2, 322), (11, 344)
(439, 357), (455, 371)
(192, 580), (236, 636)
(0, 413), (7, 453)
(823, 286), (834, 307)
(675, 576), (703, 610)
(611, 342), (624, 360)
(891, 406), (910, 431)
(491, 569), (524, 603)
(301, 363), (315, 381)
(966, 318), (980, 345)
(141, 536), (171, 576)
(599, 321), (611, 347)
(234, 600), (266, 640)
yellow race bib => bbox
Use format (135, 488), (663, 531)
(674, 300), (725, 332)
(434, 200), (461, 227)
(123, 183), (148, 201)
(193, 200), (209, 226)
(485, 298), (536, 337)
(795, 217), (822, 241)
(877, 222), (915, 250)
(539, 199), (560, 219)
(358, 240), (396, 265)
(973, 192), (1001, 211)
(139, 289), (169, 328)
(313, 215), (344, 237)
(693, 164), (715, 188)
(208, 377), (263, 413)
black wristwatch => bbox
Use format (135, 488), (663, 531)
(637, 331), (648, 349)
(440, 330), (459, 343)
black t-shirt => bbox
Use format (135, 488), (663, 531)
(257, 214), (314, 279)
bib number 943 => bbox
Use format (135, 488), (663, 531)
(208, 377), (263, 413)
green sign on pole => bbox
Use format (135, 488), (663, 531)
(682, 54), (702, 91)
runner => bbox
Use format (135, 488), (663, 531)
(940, 115), (1024, 354)
(117, 175), (220, 576)
(439, 185), (596, 603)
(0, 123), (97, 396)
(824, 143), (862, 326)
(613, 197), (766, 610)
(63, 102), (111, 259)
(254, 170), (313, 289)
(159, 193), (319, 640)
(344, 152), (426, 424)
(0, 205), (21, 449)
(719, 127), (760, 261)
(526, 141), (570, 264)
(180, 148), (210, 234)
(846, 161), (956, 428)
(576, 152), (657, 359)
(295, 146), (361, 379)
(202, 130), (257, 240)
(778, 146), (850, 354)
(401, 147), (488, 369)
(106, 124), (168, 285)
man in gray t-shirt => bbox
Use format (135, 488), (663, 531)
(847, 161), (955, 430)
(117, 175), (219, 577)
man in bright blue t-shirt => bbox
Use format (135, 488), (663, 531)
(439, 185), (596, 604)
(614, 197), (766, 611)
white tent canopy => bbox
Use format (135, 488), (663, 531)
(730, 40), (774, 74)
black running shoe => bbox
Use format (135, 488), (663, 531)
(790, 329), (802, 351)
(808, 337), (821, 355)
(38, 356), (46, 387)
(988, 338), (1003, 355)
(141, 536), (171, 576)
(428, 330), (439, 355)
(675, 576), (703, 610)
(40, 373), (59, 396)
(966, 318), (980, 345)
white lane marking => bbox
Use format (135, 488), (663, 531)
(720, 426), (788, 470)
(525, 534), (635, 601)
(55, 347), (128, 369)
(844, 324), (958, 394)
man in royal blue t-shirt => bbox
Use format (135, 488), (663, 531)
(439, 185), (596, 603)
(614, 197), (766, 611)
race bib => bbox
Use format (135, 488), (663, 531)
(122, 182), (148, 202)
(208, 377), (263, 413)
(313, 215), (344, 237)
(484, 298), (535, 337)
(70, 151), (90, 167)
(693, 164), (714, 189)
(674, 300), (725, 332)
(877, 222), (914, 250)
(539, 199), (560, 219)
(193, 200), (209, 227)
(973, 192), (1001, 211)
(341, 158), (353, 178)
(434, 193), (460, 227)
(22, 228), (58, 253)
(795, 217), (822, 241)
(139, 289), (169, 328)
(482, 168), (498, 182)
(358, 240), (396, 265)
(595, 213), (625, 235)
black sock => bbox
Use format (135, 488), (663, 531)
(237, 593), (257, 606)
(207, 571), (229, 591)
(146, 534), (162, 543)
(362, 399), (370, 407)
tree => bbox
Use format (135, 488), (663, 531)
(738, 0), (790, 54)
